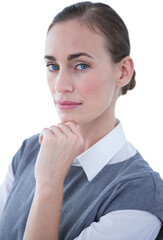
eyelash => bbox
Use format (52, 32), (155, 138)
(46, 63), (89, 72)
(46, 63), (59, 71)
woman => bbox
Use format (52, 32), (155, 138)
(0, 1), (163, 240)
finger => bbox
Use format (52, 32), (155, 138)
(65, 122), (84, 150)
(39, 128), (54, 144)
(49, 125), (62, 136)
(64, 121), (80, 137)
(57, 123), (72, 136)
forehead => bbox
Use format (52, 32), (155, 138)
(45, 20), (107, 58)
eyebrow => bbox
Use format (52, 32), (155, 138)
(44, 52), (93, 61)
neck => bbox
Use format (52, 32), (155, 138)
(78, 110), (117, 153)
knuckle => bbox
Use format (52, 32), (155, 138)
(49, 126), (58, 134)
(41, 128), (56, 144)
(57, 123), (63, 127)
(49, 125), (56, 129)
(42, 127), (48, 132)
(40, 128), (49, 137)
(79, 138), (84, 147)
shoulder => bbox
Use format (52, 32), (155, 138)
(104, 152), (163, 221)
(12, 133), (40, 176)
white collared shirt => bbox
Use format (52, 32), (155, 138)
(0, 121), (162, 239)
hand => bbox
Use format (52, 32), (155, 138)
(34, 121), (84, 188)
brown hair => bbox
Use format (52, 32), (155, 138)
(48, 1), (136, 96)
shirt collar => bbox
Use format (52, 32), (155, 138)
(73, 120), (126, 181)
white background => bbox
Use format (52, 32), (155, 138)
(0, 0), (163, 184)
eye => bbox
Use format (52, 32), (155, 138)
(76, 63), (89, 71)
(46, 63), (59, 71)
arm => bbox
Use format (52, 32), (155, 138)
(23, 176), (64, 240)
(23, 122), (84, 240)
(74, 210), (161, 240)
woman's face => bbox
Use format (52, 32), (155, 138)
(45, 20), (119, 125)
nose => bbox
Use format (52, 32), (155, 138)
(54, 69), (74, 93)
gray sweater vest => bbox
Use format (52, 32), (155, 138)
(0, 133), (163, 240)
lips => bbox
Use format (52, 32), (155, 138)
(55, 100), (82, 110)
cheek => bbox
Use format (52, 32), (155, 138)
(78, 78), (101, 97)
(78, 74), (116, 106)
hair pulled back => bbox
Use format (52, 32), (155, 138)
(48, 1), (136, 96)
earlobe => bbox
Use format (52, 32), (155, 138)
(116, 56), (134, 87)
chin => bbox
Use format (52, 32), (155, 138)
(59, 115), (79, 125)
(62, 120), (78, 125)
(58, 111), (93, 126)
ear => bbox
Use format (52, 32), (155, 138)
(116, 56), (134, 87)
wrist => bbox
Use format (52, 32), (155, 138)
(35, 179), (64, 200)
